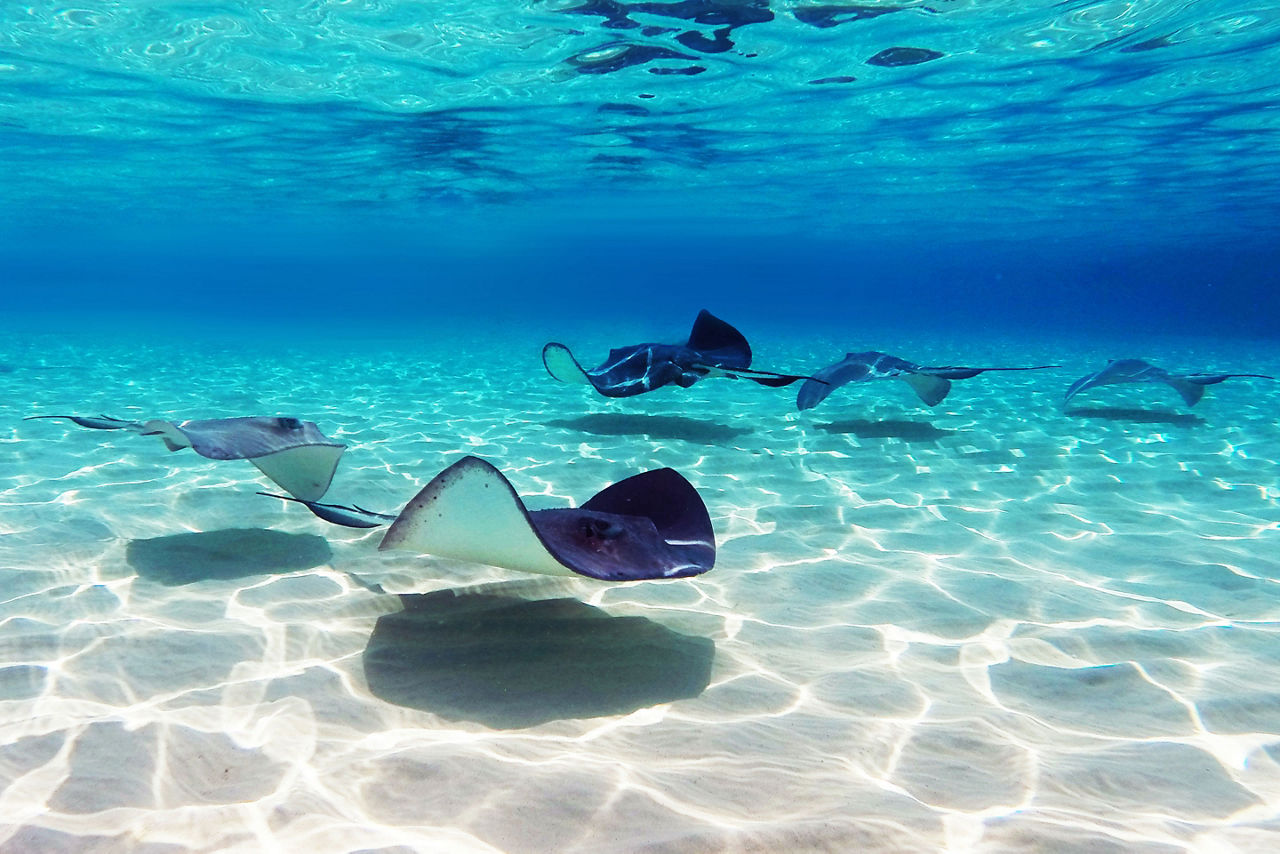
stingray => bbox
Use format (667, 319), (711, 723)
(797, 351), (1058, 411)
(542, 309), (814, 398)
(264, 456), (717, 582)
(25, 414), (345, 501)
(1063, 359), (1275, 408)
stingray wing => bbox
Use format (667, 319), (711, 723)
(380, 457), (578, 577)
(578, 467), (715, 580)
(900, 374), (952, 406)
(542, 342), (594, 386)
(685, 309), (752, 368)
(380, 456), (715, 582)
(138, 419), (195, 451)
(1159, 377), (1206, 406)
(246, 447), (344, 502)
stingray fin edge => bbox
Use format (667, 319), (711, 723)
(1164, 377), (1207, 406)
(901, 373), (951, 407)
(542, 343), (594, 387)
(379, 456), (575, 577)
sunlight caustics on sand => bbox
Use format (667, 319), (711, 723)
(2, 323), (1279, 852)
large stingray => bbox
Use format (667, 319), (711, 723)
(265, 456), (716, 582)
(25, 414), (345, 501)
(543, 309), (813, 398)
(1063, 359), (1275, 408)
(797, 351), (1057, 411)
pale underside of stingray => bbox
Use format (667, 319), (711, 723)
(25, 414), (345, 501)
(1063, 359), (1276, 408)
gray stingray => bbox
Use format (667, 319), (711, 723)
(797, 351), (1058, 411)
(1063, 359), (1275, 408)
(25, 414), (345, 501)
(265, 455), (717, 582)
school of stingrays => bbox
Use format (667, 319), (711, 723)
(27, 310), (1276, 582)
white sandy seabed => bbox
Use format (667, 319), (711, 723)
(1, 318), (1279, 853)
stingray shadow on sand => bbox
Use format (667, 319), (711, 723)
(363, 590), (716, 729)
(545, 413), (752, 445)
(814, 419), (955, 442)
(127, 529), (333, 586)
(1064, 407), (1205, 426)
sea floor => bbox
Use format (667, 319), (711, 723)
(2, 315), (1279, 853)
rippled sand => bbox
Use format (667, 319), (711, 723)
(2, 319), (1279, 852)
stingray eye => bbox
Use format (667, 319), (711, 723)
(278, 417), (303, 430)
(579, 517), (624, 540)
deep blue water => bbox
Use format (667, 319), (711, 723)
(7, 227), (1279, 342)
(3, 0), (1279, 340)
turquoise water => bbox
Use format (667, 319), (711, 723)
(3, 1), (1280, 851)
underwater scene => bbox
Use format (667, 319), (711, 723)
(3, 0), (1280, 852)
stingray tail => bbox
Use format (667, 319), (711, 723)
(258, 492), (394, 529)
(921, 364), (1062, 380)
(745, 374), (807, 388)
(23, 414), (141, 430)
(696, 363), (825, 388)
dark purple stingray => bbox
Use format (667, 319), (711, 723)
(543, 309), (812, 398)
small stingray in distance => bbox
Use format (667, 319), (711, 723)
(1063, 359), (1275, 408)
(25, 414), (345, 501)
(542, 309), (815, 398)
(797, 351), (1058, 411)
(265, 455), (717, 582)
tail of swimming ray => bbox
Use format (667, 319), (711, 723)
(257, 492), (395, 529)
(694, 363), (826, 387)
(23, 414), (142, 430)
